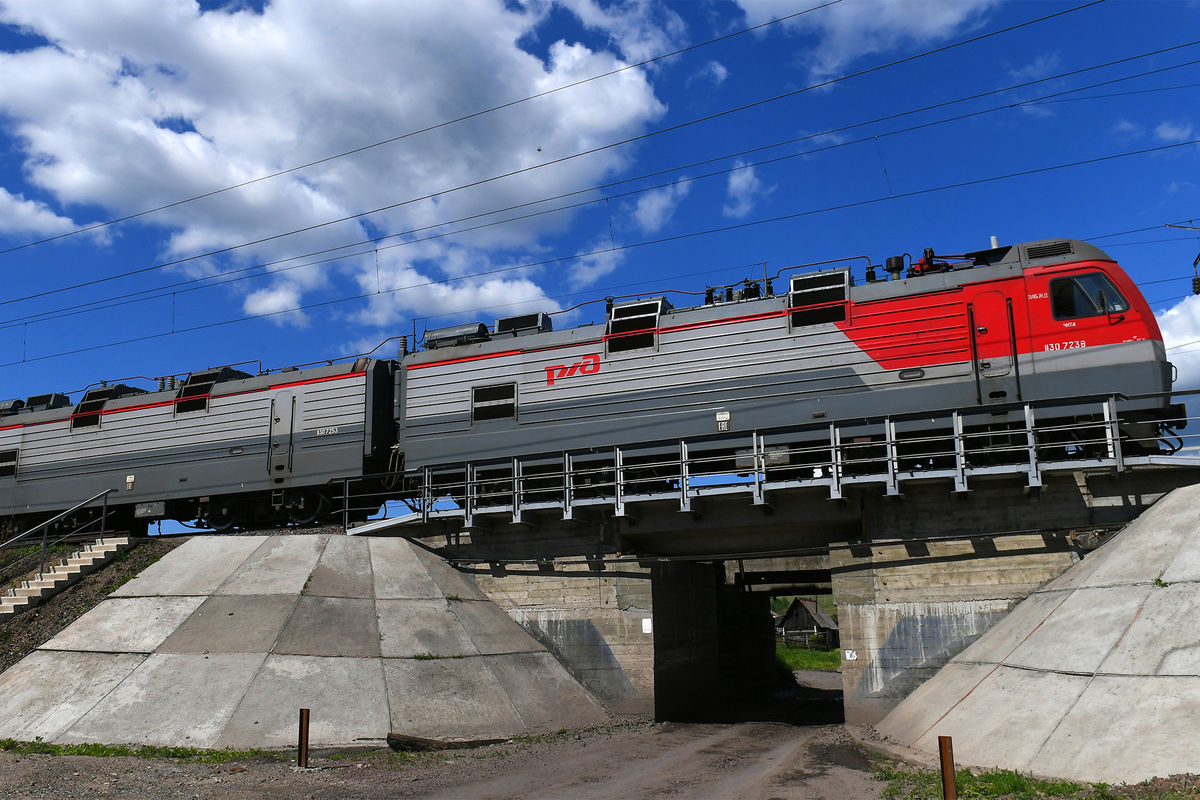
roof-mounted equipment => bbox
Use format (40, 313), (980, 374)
(23, 393), (71, 412)
(425, 322), (491, 350)
(176, 367), (251, 414)
(495, 312), (552, 338)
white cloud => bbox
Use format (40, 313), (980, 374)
(722, 160), (772, 218)
(551, 0), (688, 64)
(735, 0), (1000, 80)
(1112, 118), (1143, 139)
(1156, 120), (1196, 143)
(1157, 295), (1200, 390)
(629, 181), (690, 233)
(1166, 181), (1196, 194)
(0, 0), (667, 325)
(1007, 52), (1060, 83)
(353, 246), (562, 330)
(570, 239), (626, 289)
(691, 60), (729, 87)
(0, 187), (79, 236)
(242, 283), (307, 326)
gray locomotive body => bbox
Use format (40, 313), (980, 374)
(1, 359), (394, 531)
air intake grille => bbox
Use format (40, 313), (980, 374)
(1026, 241), (1073, 260)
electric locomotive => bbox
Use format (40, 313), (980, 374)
(0, 237), (1181, 534)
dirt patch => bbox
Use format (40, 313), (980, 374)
(0, 536), (186, 673)
(0, 721), (888, 800)
(1112, 774), (1200, 798)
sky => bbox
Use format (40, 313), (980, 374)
(0, 0), (1198, 403)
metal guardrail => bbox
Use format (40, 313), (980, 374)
(0, 489), (114, 585)
(342, 390), (1200, 533)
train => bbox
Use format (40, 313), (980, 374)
(0, 237), (1183, 535)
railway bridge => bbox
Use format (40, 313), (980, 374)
(349, 389), (1200, 722)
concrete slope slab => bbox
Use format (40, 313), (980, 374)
(216, 535), (324, 596)
(157, 594), (297, 655)
(111, 536), (265, 597)
(377, 598), (481, 658)
(370, 537), (443, 599)
(1099, 583), (1200, 675)
(42, 596), (204, 654)
(305, 534), (374, 598)
(216, 655), (390, 749)
(1030, 675), (1200, 783)
(384, 657), (525, 740)
(410, 544), (490, 601)
(0, 534), (605, 749)
(274, 596), (381, 657)
(60, 653), (267, 747)
(877, 483), (1200, 783)
(450, 598), (544, 655)
(486, 652), (608, 729)
(1003, 585), (1151, 674)
(0, 651), (145, 742)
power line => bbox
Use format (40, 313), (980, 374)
(0, 0), (1107, 309)
(7, 48), (1198, 333)
(0, 0), (846, 257)
(6, 131), (1196, 370)
(5, 50), (1199, 334)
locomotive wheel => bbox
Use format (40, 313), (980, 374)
(285, 490), (324, 525)
(203, 500), (237, 532)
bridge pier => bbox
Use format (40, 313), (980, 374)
(649, 561), (775, 720)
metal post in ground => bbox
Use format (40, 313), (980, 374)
(298, 708), (310, 768)
(938, 735), (956, 800)
(38, 523), (49, 577)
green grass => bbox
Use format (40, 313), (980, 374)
(776, 640), (841, 671)
(874, 762), (1119, 800)
(0, 738), (287, 763)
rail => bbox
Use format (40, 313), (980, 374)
(343, 390), (1200, 534)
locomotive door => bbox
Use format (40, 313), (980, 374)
(268, 391), (296, 475)
(969, 290), (1018, 404)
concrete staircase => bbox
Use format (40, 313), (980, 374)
(1, 537), (135, 618)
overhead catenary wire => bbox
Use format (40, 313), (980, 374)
(5, 132), (1198, 371)
(0, 0), (1108, 310)
(0, 0), (847, 258)
(5, 36), (1196, 331)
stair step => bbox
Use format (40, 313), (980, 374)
(0, 595), (38, 615)
(12, 585), (53, 599)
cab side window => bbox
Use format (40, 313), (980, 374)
(1050, 272), (1129, 320)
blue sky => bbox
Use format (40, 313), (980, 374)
(0, 0), (1198, 402)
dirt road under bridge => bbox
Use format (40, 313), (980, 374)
(0, 719), (883, 800)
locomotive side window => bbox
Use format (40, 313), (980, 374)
(1050, 272), (1129, 320)
(789, 270), (849, 329)
(0, 449), (16, 477)
(472, 383), (516, 422)
(607, 300), (663, 354)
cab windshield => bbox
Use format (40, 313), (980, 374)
(1050, 272), (1129, 320)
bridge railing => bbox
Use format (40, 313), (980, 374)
(339, 389), (1200, 531)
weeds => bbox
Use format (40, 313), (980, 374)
(411, 652), (465, 660)
(0, 738), (287, 764)
(873, 760), (1118, 800)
